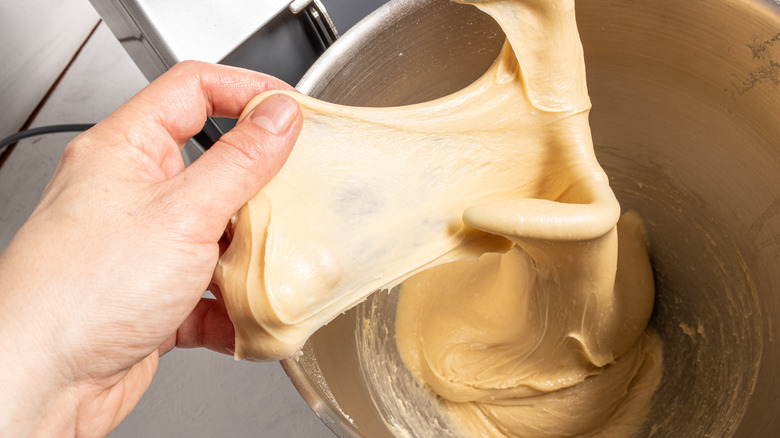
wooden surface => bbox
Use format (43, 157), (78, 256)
(0, 0), (99, 138)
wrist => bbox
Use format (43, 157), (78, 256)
(0, 338), (76, 436)
(0, 252), (76, 436)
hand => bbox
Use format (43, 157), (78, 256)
(0, 61), (302, 437)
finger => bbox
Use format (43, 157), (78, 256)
(173, 297), (236, 355)
(111, 61), (295, 144)
(86, 61), (296, 171)
(157, 279), (228, 359)
(176, 93), (302, 236)
(209, 283), (226, 303)
(158, 333), (177, 357)
(108, 352), (159, 432)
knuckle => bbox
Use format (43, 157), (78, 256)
(166, 61), (208, 88)
(60, 135), (92, 164)
(169, 60), (202, 75)
(218, 127), (273, 165)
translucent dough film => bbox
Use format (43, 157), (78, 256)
(214, 0), (662, 434)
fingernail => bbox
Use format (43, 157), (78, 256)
(248, 94), (299, 135)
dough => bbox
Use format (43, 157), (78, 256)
(395, 212), (662, 437)
(215, 0), (662, 434)
(217, 0), (616, 360)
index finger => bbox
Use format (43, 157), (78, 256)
(86, 61), (296, 173)
(121, 61), (296, 145)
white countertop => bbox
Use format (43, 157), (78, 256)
(0, 20), (333, 438)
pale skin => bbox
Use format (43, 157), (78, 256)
(0, 61), (303, 437)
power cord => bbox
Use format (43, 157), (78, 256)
(0, 124), (95, 153)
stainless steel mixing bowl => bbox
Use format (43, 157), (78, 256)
(280, 0), (780, 436)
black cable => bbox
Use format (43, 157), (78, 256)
(0, 124), (95, 152)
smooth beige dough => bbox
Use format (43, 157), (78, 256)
(214, 0), (624, 361)
(215, 0), (663, 434)
(395, 212), (662, 437)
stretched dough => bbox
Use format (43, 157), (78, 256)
(214, 0), (646, 368)
(215, 0), (663, 434)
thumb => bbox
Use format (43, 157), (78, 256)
(180, 93), (302, 231)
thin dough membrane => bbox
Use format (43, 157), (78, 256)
(215, 0), (662, 434)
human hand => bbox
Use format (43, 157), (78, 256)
(0, 61), (302, 437)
